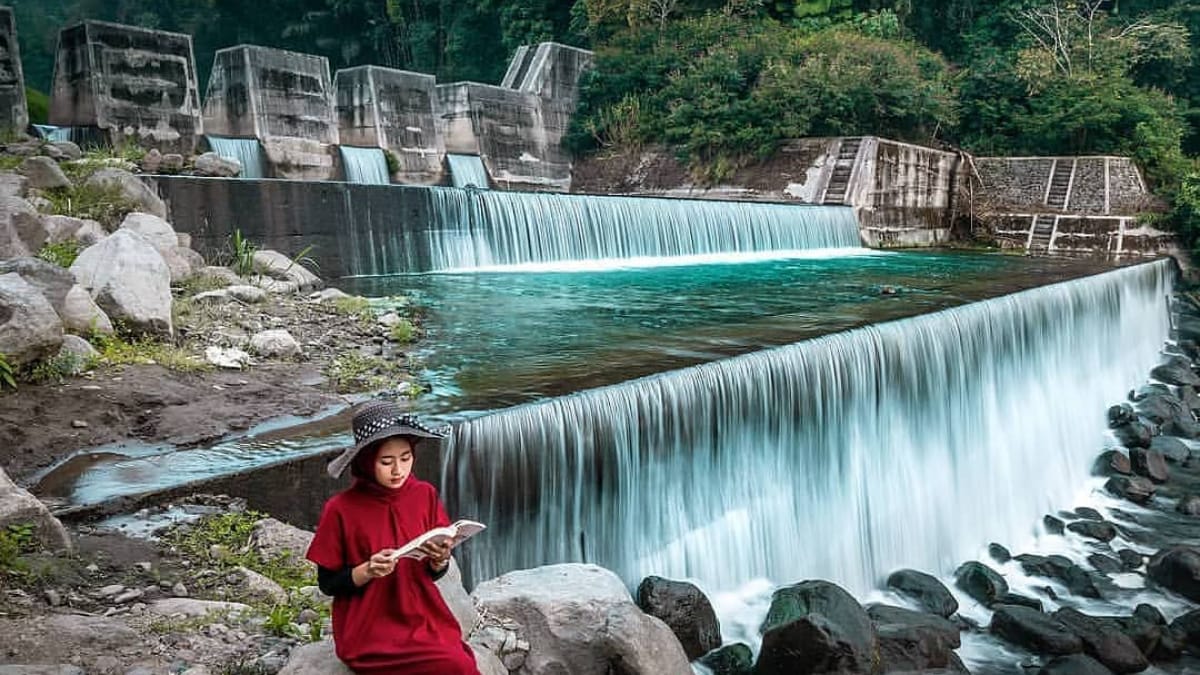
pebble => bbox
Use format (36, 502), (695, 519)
(85, 564), (99, 574)
(172, 582), (189, 597)
(44, 589), (62, 606)
(296, 608), (319, 625)
(134, 562), (153, 572)
(70, 419), (88, 428)
(97, 584), (125, 597)
(112, 589), (144, 604)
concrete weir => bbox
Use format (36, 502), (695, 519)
(0, 6), (26, 135)
(204, 45), (339, 180)
(334, 66), (444, 185)
(49, 20), (202, 153)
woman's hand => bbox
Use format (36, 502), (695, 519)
(353, 550), (399, 586)
(419, 538), (452, 571)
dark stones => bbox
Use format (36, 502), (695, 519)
(868, 604), (962, 672)
(1151, 359), (1200, 387)
(635, 575), (721, 660)
(885, 569), (958, 618)
(1075, 507), (1104, 521)
(1015, 554), (1102, 599)
(1129, 449), (1170, 483)
(997, 592), (1044, 610)
(1108, 403), (1136, 428)
(1105, 476), (1156, 504)
(1052, 608), (1149, 674)
(954, 561), (1008, 607)
(1149, 436), (1192, 463)
(1114, 605), (1181, 662)
(1147, 546), (1200, 602)
(1088, 554), (1124, 574)
(989, 543), (1012, 564)
(755, 580), (877, 675)
(1168, 609), (1200, 650)
(1176, 495), (1200, 516)
(1111, 421), (1152, 450)
(1038, 654), (1118, 675)
(1045, 515), (1066, 534)
(1117, 550), (1143, 571)
(990, 604), (1083, 655)
(1067, 520), (1118, 543)
(1094, 451), (1133, 477)
(698, 642), (753, 675)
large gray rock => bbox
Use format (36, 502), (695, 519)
(1105, 476), (1156, 505)
(0, 257), (74, 315)
(1151, 360), (1200, 386)
(0, 667), (85, 675)
(118, 212), (177, 251)
(253, 249), (323, 291)
(194, 152), (242, 178)
(990, 604), (1083, 656)
(277, 641), (504, 675)
(0, 273), (63, 366)
(1149, 436), (1191, 464)
(1129, 449), (1170, 484)
(56, 335), (98, 374)
(471, 563), (690, 675)
(72, 220), (106, 247)
(250, 329), (301, 358)
(636, 575), (722, 660)
(147, 598), (251, 618)
(60, 285), (113, 335)
(954, 561), (1009, 607)
(0, 173), (27, 199)
(70, 230), (172, 336)
(83, 168), (167, 220)
(886, 569), (958, 618)
(868, 604), (963, 672)
(40, 216), (85, 245)
(1147, 546), (1200, 602)
(0, 197), (38, 259)
(0, 467), (72, 552)
(756, 580), (878, 675)
(250, 517), (314, 562)
(18, 157), (70, 190)
(436, 558), (482, 638)
(1038, 654), (1118, 675)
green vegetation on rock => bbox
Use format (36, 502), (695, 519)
(36, 240), (81, 268)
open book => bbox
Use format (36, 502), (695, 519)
(385, 519), (486, 562)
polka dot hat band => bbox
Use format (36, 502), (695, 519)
(327, 400), (451, 478)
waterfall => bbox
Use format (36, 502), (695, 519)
(422, 189), (862, 272)
(441, 261), (1173, 593)
(206, 136), (265, 179)
(340, 146), (391, 185)
(447, 154), (490, 189)
(32, 124), (72, 142)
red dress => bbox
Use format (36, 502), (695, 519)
(306, 477), (480, 675)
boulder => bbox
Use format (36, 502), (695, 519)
(1094, 451), (1133, 477)
(194, 152), (242, 178)
(118, 212), (177, 251)
(471, 563), (690, 675)
(253, 249), (323, 291)
(250, 275), (300, 295)
(70, 230), (172, 336)
(60, 285), (113, 335)
(18, 156), (70, 190)
(40, 216), (85, 245)
(56, 335), (98, 374)
(1038, 654), (1118, 675)
(1168, 608), (1200, 650)
(1052, 608), (1148, 674)
(1108, 403), (1135, 428)
(989, 543), (1012, 564)
(1117, 550), (1144, 571)
(1088, 554), (1124, 574)
(72, 220), (105, 247)
(435, 558), (482, 638)
(227, 285), (267, 304)
(1147, 546), (1200, 602)
(1045, 515), (1066, 534)
(140, 148), (163, 173)
(1162, 415), (1200, 439)
(147, 598), (250, 618)
(1112, 421), (1152, 449)
(1151, 358), (1200, 386)
(755, 580), (877, 675)
(175, 246), (205, 272)
(249, 518), (314, 563)
(250, 329), (301, 359)
(954, 561), (1008, 607)
(0, 467), (72, 551)
(158, 245), (195, 283)
(234, 566), (288, 605)
(635, 575), (722, 660)
(52, 141), (82, 160)
(885, 569), (958, 618)
(205, 346), (250, 369)
(1133, 392), (1183, 425)
(277, 640), (506, 675)
(197, 266), (242, 287)
(1149, 436), (1190, 464)
(83, 168), (167, 219)
(0, 196), (39, 258)
(1015, 554), (1101, 599)
(1105, 476), (1155, 505)
(698, 643), (754, 675)
(868, 604), (961, 672)
(1066, 520), (1118, 543)
(162, 153), (185, 172)
(311, 288), (352, 302)
(1129, 449), (1169, 484)
(0, 257), (75, 314)
(998, 592), (1046, 610)
(0, 666), (85, 674)
(1177, 495), (1200, 516)
(0, 273), (63, 366)
(0, 172), (26, 199)
(990, 604), (1083, 656)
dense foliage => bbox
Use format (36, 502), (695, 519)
(10, 0), (1200, 239)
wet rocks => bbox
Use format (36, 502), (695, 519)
(1104, 476), (1156, 505)
(698, 643), (754, 675)
(1177, 495), (1200, 516)
(635, 575), (721, 660)
(1112, 421), (1152, 449)
(1052, 608), (1148, 674)
(1150, 358), (1200, 387)
(954, 561), (1008, 606)
(1038, 654), (1118, 675)
(867, 604), (962, 672)
(1088, 554), (1125, 574)
(1067, 520), (1118, 543)
(1094, 450), (1133, 477)
(1045, 515), (1066, 534)
(1147, 546), (1200, 602)
(1015, 554), (1101, 599)
(1117, 550), (1144, 571)
(755, 580), (877, 675)
(990, 604), (1083, 656)
(885, 569), (958, 618)
(989, 543), (1012, 564)
(1129, 449), (1170, 483)
(1148, 436), (1190, 464)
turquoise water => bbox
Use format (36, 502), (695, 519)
(342, 250), (1115, 413)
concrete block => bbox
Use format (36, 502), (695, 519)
(0, 7), (27, 135)
(334, 66), (444, 185)
(49, 20), (202, 153)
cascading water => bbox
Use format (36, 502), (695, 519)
(447, 154), (490, 189)
(340, 146), (391, 185)
(419, 189), (862, 272)
(440, 260), (1173, 594)
(206, 136), (266, 179)
(32, 124), (72, 142)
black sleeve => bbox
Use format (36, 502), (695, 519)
(317, 565), (362, 597)
(429, 562), (450, 582)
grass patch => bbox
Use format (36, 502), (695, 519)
(39, 182), (138, 230)
(0, 353), (15, 391)
(0, 155), (23, 171)
(332, 296), (372, 319)
(324, 352), (408, 393)
(36, 240), (82, 268)
(176, 273), (231, 296)
(23, 350), (95, 384)
(0, 523), (36, 577)
(90, 332), (210, 373)
(388, 318), (417, 343)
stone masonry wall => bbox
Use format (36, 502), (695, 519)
(0, 7), (26, 135)
(975, 156), (1148, 215)
(49, 21), (202, 153)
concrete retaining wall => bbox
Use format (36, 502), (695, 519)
(49, 20), (202, 153)
(974, 156), (1149, 215)
(0, 7), (26, 135)
(335, 66), (444, 185)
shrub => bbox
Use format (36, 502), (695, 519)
(40, 183), (139, 230)
(25, 87), (49, 125)
(26, 350), (95, 384)
(226, 229), (258, 277)
(389, 318), (417, 343)
(0, 523), (35, 575)
(36, 240), (82, 268)
(89, 332), (210, 373)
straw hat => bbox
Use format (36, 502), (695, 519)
(327, 400), (450, 478)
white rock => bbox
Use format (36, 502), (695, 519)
(0, 196), (39, 257)
(377, 312), (401, 327)
(56, 335), (98, 373)
(0, 273), (63, 366)
(252, 250), (322, 291)
(235, 566), (288, 605)
(0, 257), (75, 315)
(250, 329), (300, 358)
(249, 518), (315, 563)
(72, 220), (106, 247)
(60, 285), (114, 335)
(146, 598), (251, 618)
(70, 230), (173, 336)
(175, 246), (205, 272)
(0, 466), (72, 552)
(119, 212), (177, 252)
(19, 156), (71, 190)
(277, 641), (503, 675)
(472, 564), (691, 675)
(249, 275), (300, 295)
(192, 289), (233, 305)
(194, 152), (242, 178)
(205, 345), (251, 369)
(0, 172), (27, 199)
(158, 245), (194, 283)
(310, 288), (351, 303)
(41, 215), (85, 245)
(226, 285), (267, 304)
(83, 168), (167, 220)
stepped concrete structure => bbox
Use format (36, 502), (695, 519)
(334, 66), (444, 184)
(49, 21), (202, 153)
(204, 45), (338, 180)
(0, 7), (26, 135)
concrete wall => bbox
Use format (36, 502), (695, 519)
(49, 21), (201, 153)
(990, 213), (1175, 257)
(334, 66), (444, 184)
(974, 156), (1149, 215)
(0, 7), (26, 135)
(204, 45), (338, 180)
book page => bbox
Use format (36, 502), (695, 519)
(388, 520), (487, 561)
